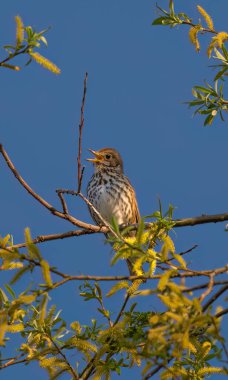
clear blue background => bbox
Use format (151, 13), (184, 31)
(0, 0), (227, 379)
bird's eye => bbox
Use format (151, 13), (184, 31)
(105, 154), (111, 159)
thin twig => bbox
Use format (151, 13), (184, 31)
(56, 190), (69, 214)
(174, 212), (228, 227)
(49, 336), (79, 380)
(199, 273), (215, 302)
(10, 229), (97, 249)
(178, 244), (198, 257)
(114, 293), (131, 325)
(183, 280), (228, 293)
(0, 143), (106, 232)
(202, 284), (228, 312)
(0, 353), (26, 369)
(181, 21), (217, 35)
(143, 359), (172, 380)
(56, 189), (120, 240)
(215, 308), (228, 319)
(48, 265), (228, 290)
(77, 72), (88, 193)
(0, 357), (27, 369)
(81, 293), (132, 380)
(211, 316), (228, 361)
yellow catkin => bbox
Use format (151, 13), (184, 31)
(216, 31), (228, 48)
(15, 15), (24, 45)
(207, 32), (228, 57)
(189, 26), (201, 52)
(30, 52), (61, 74)
(0, 63), (20, 71)
(197, 5), (214, 31)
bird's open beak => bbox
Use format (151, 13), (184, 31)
(86, 149), (103, 163)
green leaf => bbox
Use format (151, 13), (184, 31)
(4, 284), (16, 298)
(0, 288), (8, 303)
(152, 17), (167, 26)
(39, 36), (48, 46)
(169, 0), (175, 17)
(106, 281), (129, 297)
(204, 114), (215, 126)
(194, 86), (212, 94)
(10, 265), (31, 285)
(136, 218), (145, 244)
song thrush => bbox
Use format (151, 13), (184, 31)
(87, 147), (140, 276)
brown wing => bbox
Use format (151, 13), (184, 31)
(131, 187), (140, 224)
(124, 175), (140, 224)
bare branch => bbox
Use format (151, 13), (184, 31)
(215, 308), (228, 319)
(56, 190), (69, 214)
(77, 72), (88, 193)
(11, 229), (97, 249)
(183, 280), (228, 293)
(202, 284), (228, 312)
(46, 265), (228, 290)
(49, 336), (79, 380)
(114, 293), (131, 325)
(0, 144), (107, 232)
(174, 212), (228, 227)
(199, 273), (215, 302)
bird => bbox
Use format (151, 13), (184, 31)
(86, 147), (141, 276)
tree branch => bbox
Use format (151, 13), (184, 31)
(0, 143), (107, 233)
(202, 284), (228, 312)
(77, 72), (88, 193)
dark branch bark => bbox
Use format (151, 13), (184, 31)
(77, 72), (88, 193)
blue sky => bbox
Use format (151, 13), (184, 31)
(0, 1), (228, 379)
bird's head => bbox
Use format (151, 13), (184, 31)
(87, 148), (123, 173)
